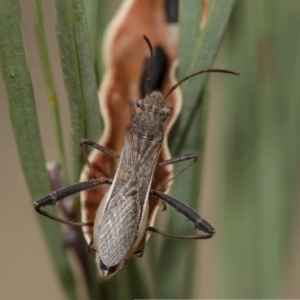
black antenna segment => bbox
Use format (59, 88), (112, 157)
(143, 35), (154, 95)
(164, 69), (240, 100)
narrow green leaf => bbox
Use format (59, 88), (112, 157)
(83, 0), (110, 82)
(82, 0), (100, 63)
(171, 0), (236, 155)
(32, 0), (68, 184)
(54, 1), (103, 299)
(217, 1), (300, 298)
(0, 1), (48, 199)
(72, 0), (102, 143)
(0, 1), (76, 299)
(96, 2), (110, 82)
(178, 0), (201, 79)
(53, 0), (85, 182)
(158, 1), (236, 298)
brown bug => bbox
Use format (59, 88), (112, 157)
(34, 36), (238, 278)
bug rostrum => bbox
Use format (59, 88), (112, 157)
(34, 36), (238, 279)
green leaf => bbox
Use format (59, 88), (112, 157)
(32, 0), (68, 183)
(158, 1), (236, 298)
(178, 0), (202, 79)
(54, 1), (103, 298)
(82, 0), (101, 63)
(53, 0), (86, 182)
(0, 1), (76, 299)
(83, 0), (110, 81)
(72, 0), (102, 143)
(215, 1), (300, 298)
(171, 0), (236, 155)
(54, 0), (102, 182)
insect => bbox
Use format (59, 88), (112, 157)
(34, 36), (238, 278)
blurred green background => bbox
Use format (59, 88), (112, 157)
(0, 0), (299, 299)
(210, 1), (300, 298)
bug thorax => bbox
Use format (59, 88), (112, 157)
(130, 91), (171, 140)
(137, 91), (170, 118)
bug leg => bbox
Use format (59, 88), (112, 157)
(88, 238), (96, 252)
(80, 139), (120, 158)
(147, 226), (212, 240)
(34, 178), (112, 226)
(158, 153), (198, 167)
(80, 139), (120, 179)
(150, 189), (215, 239)
(134, 242), (146, 257)
(157, 153), (198, 191)
(161, 201), (167, 211)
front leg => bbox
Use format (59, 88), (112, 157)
(80, 139), (120, 179)
(80, 139), (120, 158)
(34, 178), (112, 226)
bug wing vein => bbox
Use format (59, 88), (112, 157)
(97, 131), (161, 268)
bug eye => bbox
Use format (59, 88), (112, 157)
(136, 99), (143, 109)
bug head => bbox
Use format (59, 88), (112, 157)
(136, 92), (171, 122)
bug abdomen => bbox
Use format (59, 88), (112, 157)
(98, 198), (139, 267)
(96, 176), (141, 269)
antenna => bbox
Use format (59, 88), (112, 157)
(143, 35), (154, 95)
(164, 69), (239, 100)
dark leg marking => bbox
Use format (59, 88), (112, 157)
(34, 178), (112, 227)
(150, 189), (215, 239)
